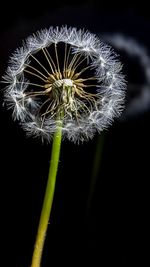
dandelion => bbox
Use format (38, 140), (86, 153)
(3, 26), (126, 143)
(2, 26), (126, 267)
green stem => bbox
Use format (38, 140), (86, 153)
(30, 121), (63, 267)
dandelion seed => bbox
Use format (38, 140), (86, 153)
(3, 26), (126, 142)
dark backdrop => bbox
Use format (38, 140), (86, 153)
(0, 2), (149, 266)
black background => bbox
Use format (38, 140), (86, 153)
(0, 1), (149, 266)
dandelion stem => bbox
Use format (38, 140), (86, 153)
(30, 119), (63, 267)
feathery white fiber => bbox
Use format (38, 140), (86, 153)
(3, 26), (126, 143)
(102, 33), (150, 117)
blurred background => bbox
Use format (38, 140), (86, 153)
(0, 1), (149, 266)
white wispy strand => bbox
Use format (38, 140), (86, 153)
(3, 26), (126, 143)
(102, 33), (150, 117)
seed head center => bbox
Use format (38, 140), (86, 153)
(52, 78), (74, 89)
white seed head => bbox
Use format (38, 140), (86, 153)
(3, 26), (126, 143)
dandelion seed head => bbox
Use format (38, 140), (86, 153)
(3, 26), (126, 143)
